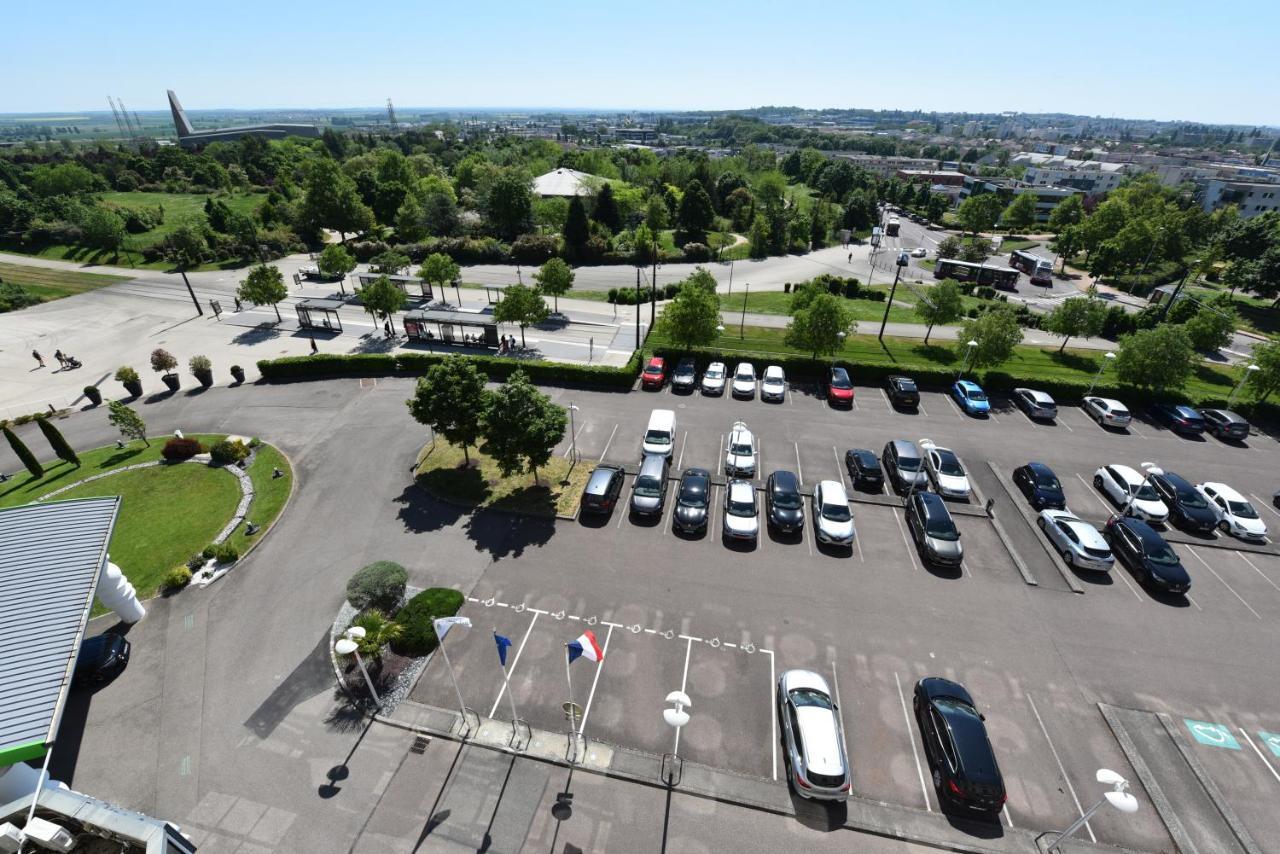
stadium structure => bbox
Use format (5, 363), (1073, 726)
(167, 89), (320, 148)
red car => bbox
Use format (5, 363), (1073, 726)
(825, 366), (855, 406)
(641, 356), (666, 390)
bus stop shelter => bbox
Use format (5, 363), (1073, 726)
(403, 308), (500, 349)
(295, 298), (344, 333)
(355, 273), (432, 301)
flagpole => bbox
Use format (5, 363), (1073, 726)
(501, 660), (521, 724)
(437, 629), (470, 736)
(564, 643), (579, 761)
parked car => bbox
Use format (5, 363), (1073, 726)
(701, 361), (727, 396)
(844, 448), (883, 491)
(671, 358), (697, 393)
(812, 480), (854, 546)
(724, 422), (757, 478)
(825, 366), (855, 407)
(951, 380), (990, 416)
(778, 669), (851, 801)
(911, 247), (928, 258)
(766, 470), (805, 533)
(913, 678), (1006, 816)
(581, 464), (625, 514)
(884, 375), (920, 409)
(882, 439), (929, 494)
(731, 362), (757, 398)
(1104, 516), (1191, 594)
(1151, 403), (1207, 436)
(1012, 462), (1066, 510)
(906, 491), (964, 567)
(1012, 388), (1057, 421)
(919, 439), (971, 500)
(723, 479), (759, 541)
(1093, 464), (1169, 524)
(1200, 408), (1250, 442)
(760, 365), (787, 402)
(641, 356), (666, 390)
(1082, 396), (1132, 429)
(74, 633), (131, 687)
(630, 454), (670, 516)
(673, 468), (711, 534)
(1037, 510), (1114, 571)
(1149, 471), (1218, 535)
(1197, 481), (1268, 541)
(642, 409), (676, 457)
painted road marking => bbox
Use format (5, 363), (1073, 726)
(1113, 566), (1145, 601)
(1234, 552), (1280, 594)
(676, 430), (688, 470)
(878, 387), (892, 410)
(1074, 472), (1113, 515)
(708, 485), (720, 548)
(1186, 547), (1262, 620)
(577, 625), (615, 734)
(852, 519), (865, 562)
(673, 636), (694, 757)
(945, 395), (963, 419)
(1185, 719), (1241, 749)
(893, 509), (922, 573)
(794, 441), (803, 485)
(1248, 493), (1280, 521)
(1185, 592), (1203, 611)
(616, 492), (629, 529)
(563, 418), (587, 458)
(598, 423), (619, 463)
(895, 671), (931, 811)
(765, 647), (778, 781)
(489, 611), (540, 718)
(179, 755), (191, 776)
(1027, 693), (1094, 842)
(833, 446), (851, 494)
(1238, 729), (1280, 785)
(1258, 731), (1280, 759)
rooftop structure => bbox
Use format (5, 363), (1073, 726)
(167, 90), (320, 148)
(532, 167), (598, 197)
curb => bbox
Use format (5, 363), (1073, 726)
(1098, 704), (1197, 854)
(987, 461), (1083, 593)
(1157, 712), (1262, 854)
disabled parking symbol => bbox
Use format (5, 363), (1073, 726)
(1184, 719), (1241, 750)
(1259, 731), (1280, 759)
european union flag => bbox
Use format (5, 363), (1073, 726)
(494, 632), (512, 667)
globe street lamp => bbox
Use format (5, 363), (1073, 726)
(957, 340), (977, 380)
(568, 404), (581, 462)
(1087, 351), (1116, 395)
(1227, 363), (1260, 407)
(662, 690), (692, 786)
(1047, 769), (1139, 852)
(335, 627), (380, 707)
(1121, 462), (1162, 518)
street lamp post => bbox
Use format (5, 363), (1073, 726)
(1228, 364), (1260, 407)
(335, 628), (380, 707)
(1121, 462), (1162, 518)
(740, 282), (750, 339)
(957, 340), (977, 380)
(1158, 259), (1200, 323)
(662, 690), (692, 786)
(1047, 769), (1139, 852)
(1087, 351), (1117, 395)
(878, 251), (910, 342)
(568, 404), (580, 462)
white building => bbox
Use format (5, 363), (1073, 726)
(1022, 160), (1129, 195)
(1200, 179), (1280, 219)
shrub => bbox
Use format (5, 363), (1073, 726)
(682, 242), (711, 262)
(185, 553), (206, 571)
(150, 348), (178, 374)
(663, 282), (681, 299)
(189, 354), (212, 375)
(975, 285), (996, 300)
(114, 365), (139, 383)
(346, 561), (409, 611)
(392, 587), (465, 657)
(164, 567), (193, 590)
(209, 438), (250, 466)
(510, 233), (559, 264)
(607, 287), (619, 303)
(210, 542), (239, 563)
(161, 436), (205, 461)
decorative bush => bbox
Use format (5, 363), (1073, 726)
(510, 233), (560, 264)
(114, 365), (139, 384)
(346, 561), (408, 611)
(392, 587), (465, 657)
(161, 437), (205, 461)
(150, 348), (178, 375)
(164, 567), (193, 590)
(210, 542), (239, 563)
(185, 553), (206, 571)
(209, 438), (250, 466)
(682, 242), (711, 262)
(189, 354), (212, 375)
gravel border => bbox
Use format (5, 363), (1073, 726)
(328, 585), (431, 716)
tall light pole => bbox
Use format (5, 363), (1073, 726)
(335, 628), (380, 707)
(956, 340), (977, 380)
(568, 404), (580, 462)
(1122, 462), (1162, 518)
(1158, 259), (1200, 323)
(662, 690), (692, 786)
(1227, 363), (1260, 407)
(739, 281), (750, 339)
(878, 250), (910, 342)
(1138, 226), (1165, 279)
(1087, 351), (1117, 395)
(1047, 769), (1139, 852)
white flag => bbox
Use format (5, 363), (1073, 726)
(433, 615), (472, 641)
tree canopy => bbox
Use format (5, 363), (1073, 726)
(1115, 324), (1195, 390)
(406, 358), (490, 464)
(958, 308), (1023, 369)
(493, 283), (549, 347)
(533, 257), (574, 312)
(237, 264), (288, 322)
(657, 268), (721, 349)
(785, 292), (855, 359)
(913, 279), (964, 344)
(1043, 296), (1107, 351)
(481, 370), (567, 485)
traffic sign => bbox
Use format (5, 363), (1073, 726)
(1184, 719), (1241, 750)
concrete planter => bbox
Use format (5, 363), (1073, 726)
(83, 386), (103, 406)
(194, 369), (214, 389)
(161, 374), (181, 392)
(122, 380), (143, 397)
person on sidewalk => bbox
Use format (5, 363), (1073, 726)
(384, 319), (393, 338)
(53, 350), (67, 368)
(310, 337), (318, 355)
(32, 350), (44, 368)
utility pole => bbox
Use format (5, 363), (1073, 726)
(1158, 259), (1199, 323)
(179, 269), (204, 316)
(650, 237), (659, 330)
(635, 266), (642, 349)
(877, 251), (909, 342)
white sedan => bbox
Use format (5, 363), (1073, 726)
(731, 363), (757, 398)
(1037, 510), (1114, 571)
(1197, 481), (1268, 541)
(761, 365), (786, 402)
(812, 480), (854, 546)
(723, 480), (759, 541)
(701, 361), (727, 396)
(918, 439), (971, 499)
(1093, 464), (1168, 523)
(910, 247), (928, 258)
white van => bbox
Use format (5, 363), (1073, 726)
(642, 409), (676, 457)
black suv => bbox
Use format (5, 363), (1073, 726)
(913, 678), (1006, 817)
(766, 470), (805, 533)
(1149, 471), (1218, 535)
(844, 448), (883, 491)
(673, 467), (711, 533)
(1012, 462), (1066, 510)
(671, 358), (698, 393)
(1104, 516), (1191, 594)
(884, 375), (921, 409)
(74, 633), (131, 687)
(580, 464), (625, 514)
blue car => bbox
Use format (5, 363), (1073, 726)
(952, 380), (990, 416)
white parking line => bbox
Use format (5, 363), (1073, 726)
(1186, 547), (1262, 619)
(833, 446), (851, 494)
(1058, 415), (1074, 433)
(1027, 693), (1095, 842)
(489, 612), (540, 718)
(853, 520), (865, 562)
(577, 624), (615, 733)
(1126, 421), (1149, 440)
(945, 395), (964, 419)
(1003, 805), (1014, 827)
(895, 672), (931, 811)
(893, 509), (923, 572)
(1235, 551), (1280, 594)
(676, 430), (688, 470)
(708, 485), (721, 547)
(1074, 473), (1113, 515)
(794, 442), (803, 485)
(598, 423), (619, 462)
(1249, 493), (1280, 521)
(878, 387), (892, 410)
(766, 647), (778, 781)
(616, 490), (629, 529)
(1238, 728), (1280, 785)
(1186, 592), (1202, 611)
(1113, 567), (1145, 601)
(663, 491), (676, 536)
(673, 637), (694, 756)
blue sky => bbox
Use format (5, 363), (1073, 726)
(5, 0), (1277, 125)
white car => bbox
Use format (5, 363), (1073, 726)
(725, 421), (757, 478)
(1082, 397), (1132, 428)
(761, 365), (786, 402)
(722, 480), (759, 541)
(918, 439), (971, 499)
(1093, 464), (1168, 523)
(701, 361), (727, 396)
(1197, 482), (1268, 541)
(731, 363), (757, 398)
(1037, 510), (1114, 571)
(910, 247), (928, 258)
(812, 480), (854, 546)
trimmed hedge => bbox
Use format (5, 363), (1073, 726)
(346, 561), (408, 612)
(391, 587), (466, 657)
(162, 437), (205, 461)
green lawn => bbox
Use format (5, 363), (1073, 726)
(1187, 286), (1278, 338)
(0, 261), (128, 307)
(414, 440), (590, 518)
(717, 288), (921, 324)
(998, 239), (1040, 252)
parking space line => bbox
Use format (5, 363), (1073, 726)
(987, 409), (1001, 424)
(672, 637), (694, 756)
(894, 672), (931, 811)
(794, 442), (803, 485)
(1058, 415), (1073, 433)
(945, 395), (963, 419)
(833, 446), (851, 494)
(1238, 728), (1280, 785)
(616, 494), (629, 529)
(489, 612), (540, 718)
(663, 492), (675, 536)
(577, 625), (615, 734)
(1126, 421), (1149, 440)
(893, 509), (923, 573)
(1235, 551), (1280, 594)
(1003, 805), (1014, 827)
(1027, 693), (1095, 843)
(853, 520), (865, 562)
(598, 423), (618, 462)
(1073, 473), (1113, 515)
(1248, 493), (1280, 521)
(879, 388), (892, 410)
(1186, 592), (1202, 611)
(676, 430), (688, 470)
(766, 648), (778, 781)
(1113, 567), (1145, 601)
(1186, 547), (1262, 619)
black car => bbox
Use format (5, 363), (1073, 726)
(1201, 408), (1250, 442)
(884, 375), (921, 408)
(74, 633), (131, 687)
(673, 467), (711, 533)
(671, 358), (698, 393)
(1150, 403), (1206, 436)
(844, 448), (884, 491)
(1149, 471), (1218, 535)
(913, 677), (1006, 816)
(766, 470), (805, 533)
(1012, 462), (1066, 510)
(581, 464), (625, 514)
(1104, 516), (1192, 594)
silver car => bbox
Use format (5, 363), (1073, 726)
(778, 669), (851, 801)
(1013, 388), (1058, 421)
(630, 454), (669, 516)
(1037, 510), (1114, 571)
(722, 480), (759, 541)
(1082, 396), (1132, 428)
(701, 361), (727, 396)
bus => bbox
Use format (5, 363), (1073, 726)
(934, 258), (1021, 289)
(885, 217), (901, 237)
(1009, 249), (1054, 285)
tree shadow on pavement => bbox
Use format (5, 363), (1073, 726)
(231, 324), (282, 346)
(465, 506), (555, 561)
(392, 483), (466, 534)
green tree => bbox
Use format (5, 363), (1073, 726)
(592, 183), (622, 233)
(485, 168), (533, 240)
(925, 193), (949, 224)
(1000, 192), (1038, 233)
(675, 178), (715, 245)
(785, 292), (855, 360)
(237, 264), (288, 323)
(914, 279), (964, 344)
(644, 194), (669, 232)
(107, 400), (149, 447)
(2, 424), (43, 478)
(419, 252), (460, 296)
(370, 250), (410, 274)
(30, 162), (100, 198)
(1182, 292), (1236, 353)
(167, 222), (207, 269)
(957, 193), (1003, 236)
(958, 308), (1024, 369)
(958, 240), (991, 264)
(657, 268), (721, 349)
(493, 283), (549, 347)
(1115, 325), (1195, 390)
(347, 610), (403, 662)
(317, 244), (357, 280)
(35, 417), (78, 467)
(748, 213), (770, 260)
(1047, 194), (1085, 233)
(301, 157), (374, 241)
(406, 357), (490, 465)
(1043, 296), (1107, 352)
(482, 370), (567, 485)
(81, 207), (126, 258)
(936, 235), (963, 260)
(533, 257), (574, 313)
(361, 274), (408, 333)
(1052, 226), (1082, 272)
(1246, 340), (1280, 402)
(562, 195), (590, 259)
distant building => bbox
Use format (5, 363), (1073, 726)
(532, 168), (598, 197)
(606, 126), (658, 144)
(958, 176), (1083, 223)
(896, 169), (966, 187)
(1023, 161), (1128, 195)
(167, 90), (320, 148)
(1199, 179), (1280, 219)
(834, 153), (938, 177)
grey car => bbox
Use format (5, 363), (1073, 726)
(1037, 510), (1114, 572)
(778, 669), (851, 800)
(882, 439), (929, 494)
(905, 491), (963, 566)
(630, 454), (670, 516)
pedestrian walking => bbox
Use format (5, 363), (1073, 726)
(53, 350), (66, 368)
(234, 297), (243, 312)
(310, 336), (318, 355)
(384, 319), (393, 338)
(848, 252), (852, 263)
(32, 350), (44, 368)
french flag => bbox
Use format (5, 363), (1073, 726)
(567, 630), (604, 664)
